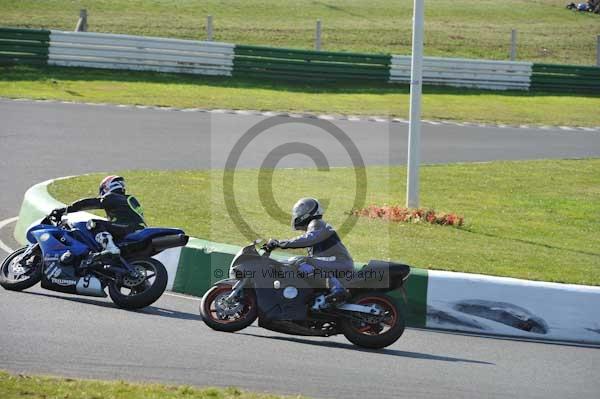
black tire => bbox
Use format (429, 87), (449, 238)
(0, 246), (42, 291)
(108, 258), (168, 310)
(200, 284), (258, 332)
(339, 292), (406, 349)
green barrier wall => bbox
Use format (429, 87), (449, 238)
(234, 44), (391, 83)
(531, 63), (600, 93)
(172, 238), (428, 327)
(0, 27), (50, 65)
(2, 26), (599, 94)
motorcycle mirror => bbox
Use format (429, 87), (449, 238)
(253, 239), (263, 245)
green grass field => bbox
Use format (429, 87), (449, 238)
(2, 65), (599, 127)
(0, 371), (299, 399)
(1, 0), (598, 64)
(48, 159), (600, 286)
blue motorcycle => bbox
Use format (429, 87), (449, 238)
(0, 211), (188, 309)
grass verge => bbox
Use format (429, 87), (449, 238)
(0, 0), (599, 64)
(2, 65), (599, 127)
(0, 370), (299, 399)
(48, 159), (600, 286)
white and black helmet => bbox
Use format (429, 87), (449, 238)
(291, 197), (323, 230)
(99, 175), (126, 197)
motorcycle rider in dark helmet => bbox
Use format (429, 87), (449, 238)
(50, 175), (147, 260)
(266, 197), (354, 305)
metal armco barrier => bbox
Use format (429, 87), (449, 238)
(531, 64), (600, 93)
(2, 26), (599, 93)
(390, 55), (532, 90)
(0, 27), (50, 65)
(234, 44), (391, 82)
(48, 31), (234, 76)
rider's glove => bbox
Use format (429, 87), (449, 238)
(265, 239), (280, 251)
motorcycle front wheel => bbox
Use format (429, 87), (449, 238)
(0, 246), (42, 291)
(108, 258), (168, 309)
(200, 283), (258, 332)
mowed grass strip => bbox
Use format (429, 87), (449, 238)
(48, 159), (600, 286)
(0, 0), (598, 64)
(2, 66), (599, 127)
(0, 370), (302, 399)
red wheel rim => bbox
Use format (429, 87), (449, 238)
(351, 296), (398, 336)
(203, 285), (255, 324)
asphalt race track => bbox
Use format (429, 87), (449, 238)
(1, 99), (599, 398)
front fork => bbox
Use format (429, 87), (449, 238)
(8, 244), (39, 276)
(20, 243), (40, 269)
(22, 243), (39, 259)
(225, 278), (247, 303)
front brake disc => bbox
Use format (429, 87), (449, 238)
(10, 255), (27, 276)
(215, 293), (244, 318)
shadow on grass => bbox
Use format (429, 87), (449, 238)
(2, 64), (597, 99)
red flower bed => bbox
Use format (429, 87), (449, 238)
(351, 205), (464, 227)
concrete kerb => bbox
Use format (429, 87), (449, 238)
(13, 177), (600, 344)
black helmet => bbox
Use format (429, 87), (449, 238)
(291, 198), (323, 230)
(99, 175), (125, 197)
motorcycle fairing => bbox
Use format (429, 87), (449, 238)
(26, 223), (51, 244)
(30, 227), (91, 258)
(29, 226), (89, 294)
(254, 272), (315, 321)
(40, 260), (79, 294)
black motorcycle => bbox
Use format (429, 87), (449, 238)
(200, 240), (411, 349)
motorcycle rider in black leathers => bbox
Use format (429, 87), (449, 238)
(50, 175), (146, 259)
(266, 198), (354, 304)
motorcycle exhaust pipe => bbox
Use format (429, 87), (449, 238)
(151, 234), (189, 252)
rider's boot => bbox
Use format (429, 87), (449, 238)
(324, 277), (347, 305)
(88, 232), (121, 264)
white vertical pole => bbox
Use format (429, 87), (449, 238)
(510, 29), (517, 61)
(597, 35), (600, 67)
(315, 19), (322, 51)
(406, 0), (424, 209)
(207, 15), (213, 41)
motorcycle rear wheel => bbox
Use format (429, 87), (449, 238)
(108, 258), (168, 309)
(339, 292), (405, 349)
(200, 284), (258, 332)
(0, 247), (42, 291)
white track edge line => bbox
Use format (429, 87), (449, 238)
(2, 97), (599, 133)
(0, 217), (18, 254)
